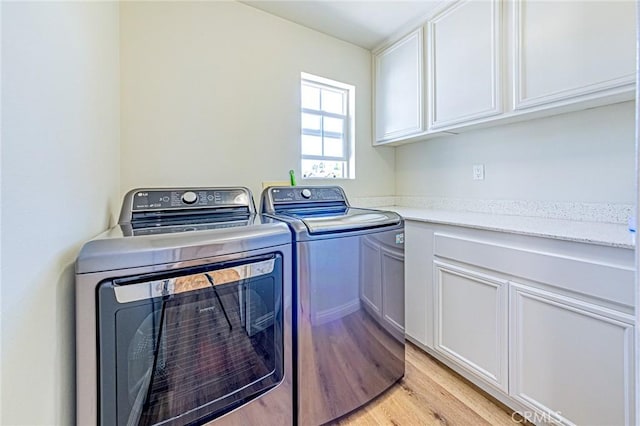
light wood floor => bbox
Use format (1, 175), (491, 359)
(332, 342), (519, 426)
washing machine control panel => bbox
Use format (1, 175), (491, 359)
(270, 187), (345, 203)
(131, 188), (251, 211)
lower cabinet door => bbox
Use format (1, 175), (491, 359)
(433, 261), (508, 392)
(360, 237), (382, 316)
(404, 221), (434, 348)
(509, 283), (635, 425)
(381, 246), (405, 334)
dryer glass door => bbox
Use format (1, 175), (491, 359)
(97, 254), (284, 426)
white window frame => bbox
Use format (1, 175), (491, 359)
(300, 72), (355, 179)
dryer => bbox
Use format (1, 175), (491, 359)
(261, 185), (405, 425)
(75, 187), (293, 426)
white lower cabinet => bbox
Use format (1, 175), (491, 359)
(404, 221), (635, 425)
(405, 221), (434, 347)
(360, 237), (382, 316)
(360, 235), (405, 335)
(434, 262), (508, 392)
(510, 283), (634, 426)
(381, 247), (405, 334)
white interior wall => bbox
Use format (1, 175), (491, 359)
(1, 3), (120, 424)
(119, 1), (395, 203)
(395, 102), (636, 204)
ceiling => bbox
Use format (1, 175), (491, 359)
(241, 1), (440, 50)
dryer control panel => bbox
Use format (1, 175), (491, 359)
(130, 188), (251, 211)
(118, 187), (256, 227)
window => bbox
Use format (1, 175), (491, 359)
(300, 73), (355, 179)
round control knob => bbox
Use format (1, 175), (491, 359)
(181, 191), (198, 204)
(301, 189), (312, 199)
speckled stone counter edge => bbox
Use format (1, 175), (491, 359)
(352, 196), (633, 225)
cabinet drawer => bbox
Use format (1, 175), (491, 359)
(433, 233), (634, 308)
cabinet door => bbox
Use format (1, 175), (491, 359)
(374, 29), (423, 143)
(434, 261), (508, 392)
(404, 221), (434, 348)
(513, 0), (636, 111)
(510, 283), (635, 425)
(427, 0), (502, 129)
(360, 237), (382, 316)
(381, 246), (405, 334)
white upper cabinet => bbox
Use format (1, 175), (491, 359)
(374, 29), (424, 144)
(512, 0), (636, 111)
(372, 0), (636, 146)
(427, 0), (502, 129)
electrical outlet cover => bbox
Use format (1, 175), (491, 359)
(473, 164), (485, 180)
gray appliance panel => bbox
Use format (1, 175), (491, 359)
(261, 186), (349, 213)
(76, 243), (293, 426)
(119, 186), (255, 224)
(76, 221), (290, 274)
(286, 207), (401, 235)
(295, 228), (405, 425)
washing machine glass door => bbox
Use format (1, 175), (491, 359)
(97, 254), (284, 426)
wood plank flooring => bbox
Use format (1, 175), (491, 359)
(332, 342), (519, 426)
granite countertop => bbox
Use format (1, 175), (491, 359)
(379, 206), (634, 249)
